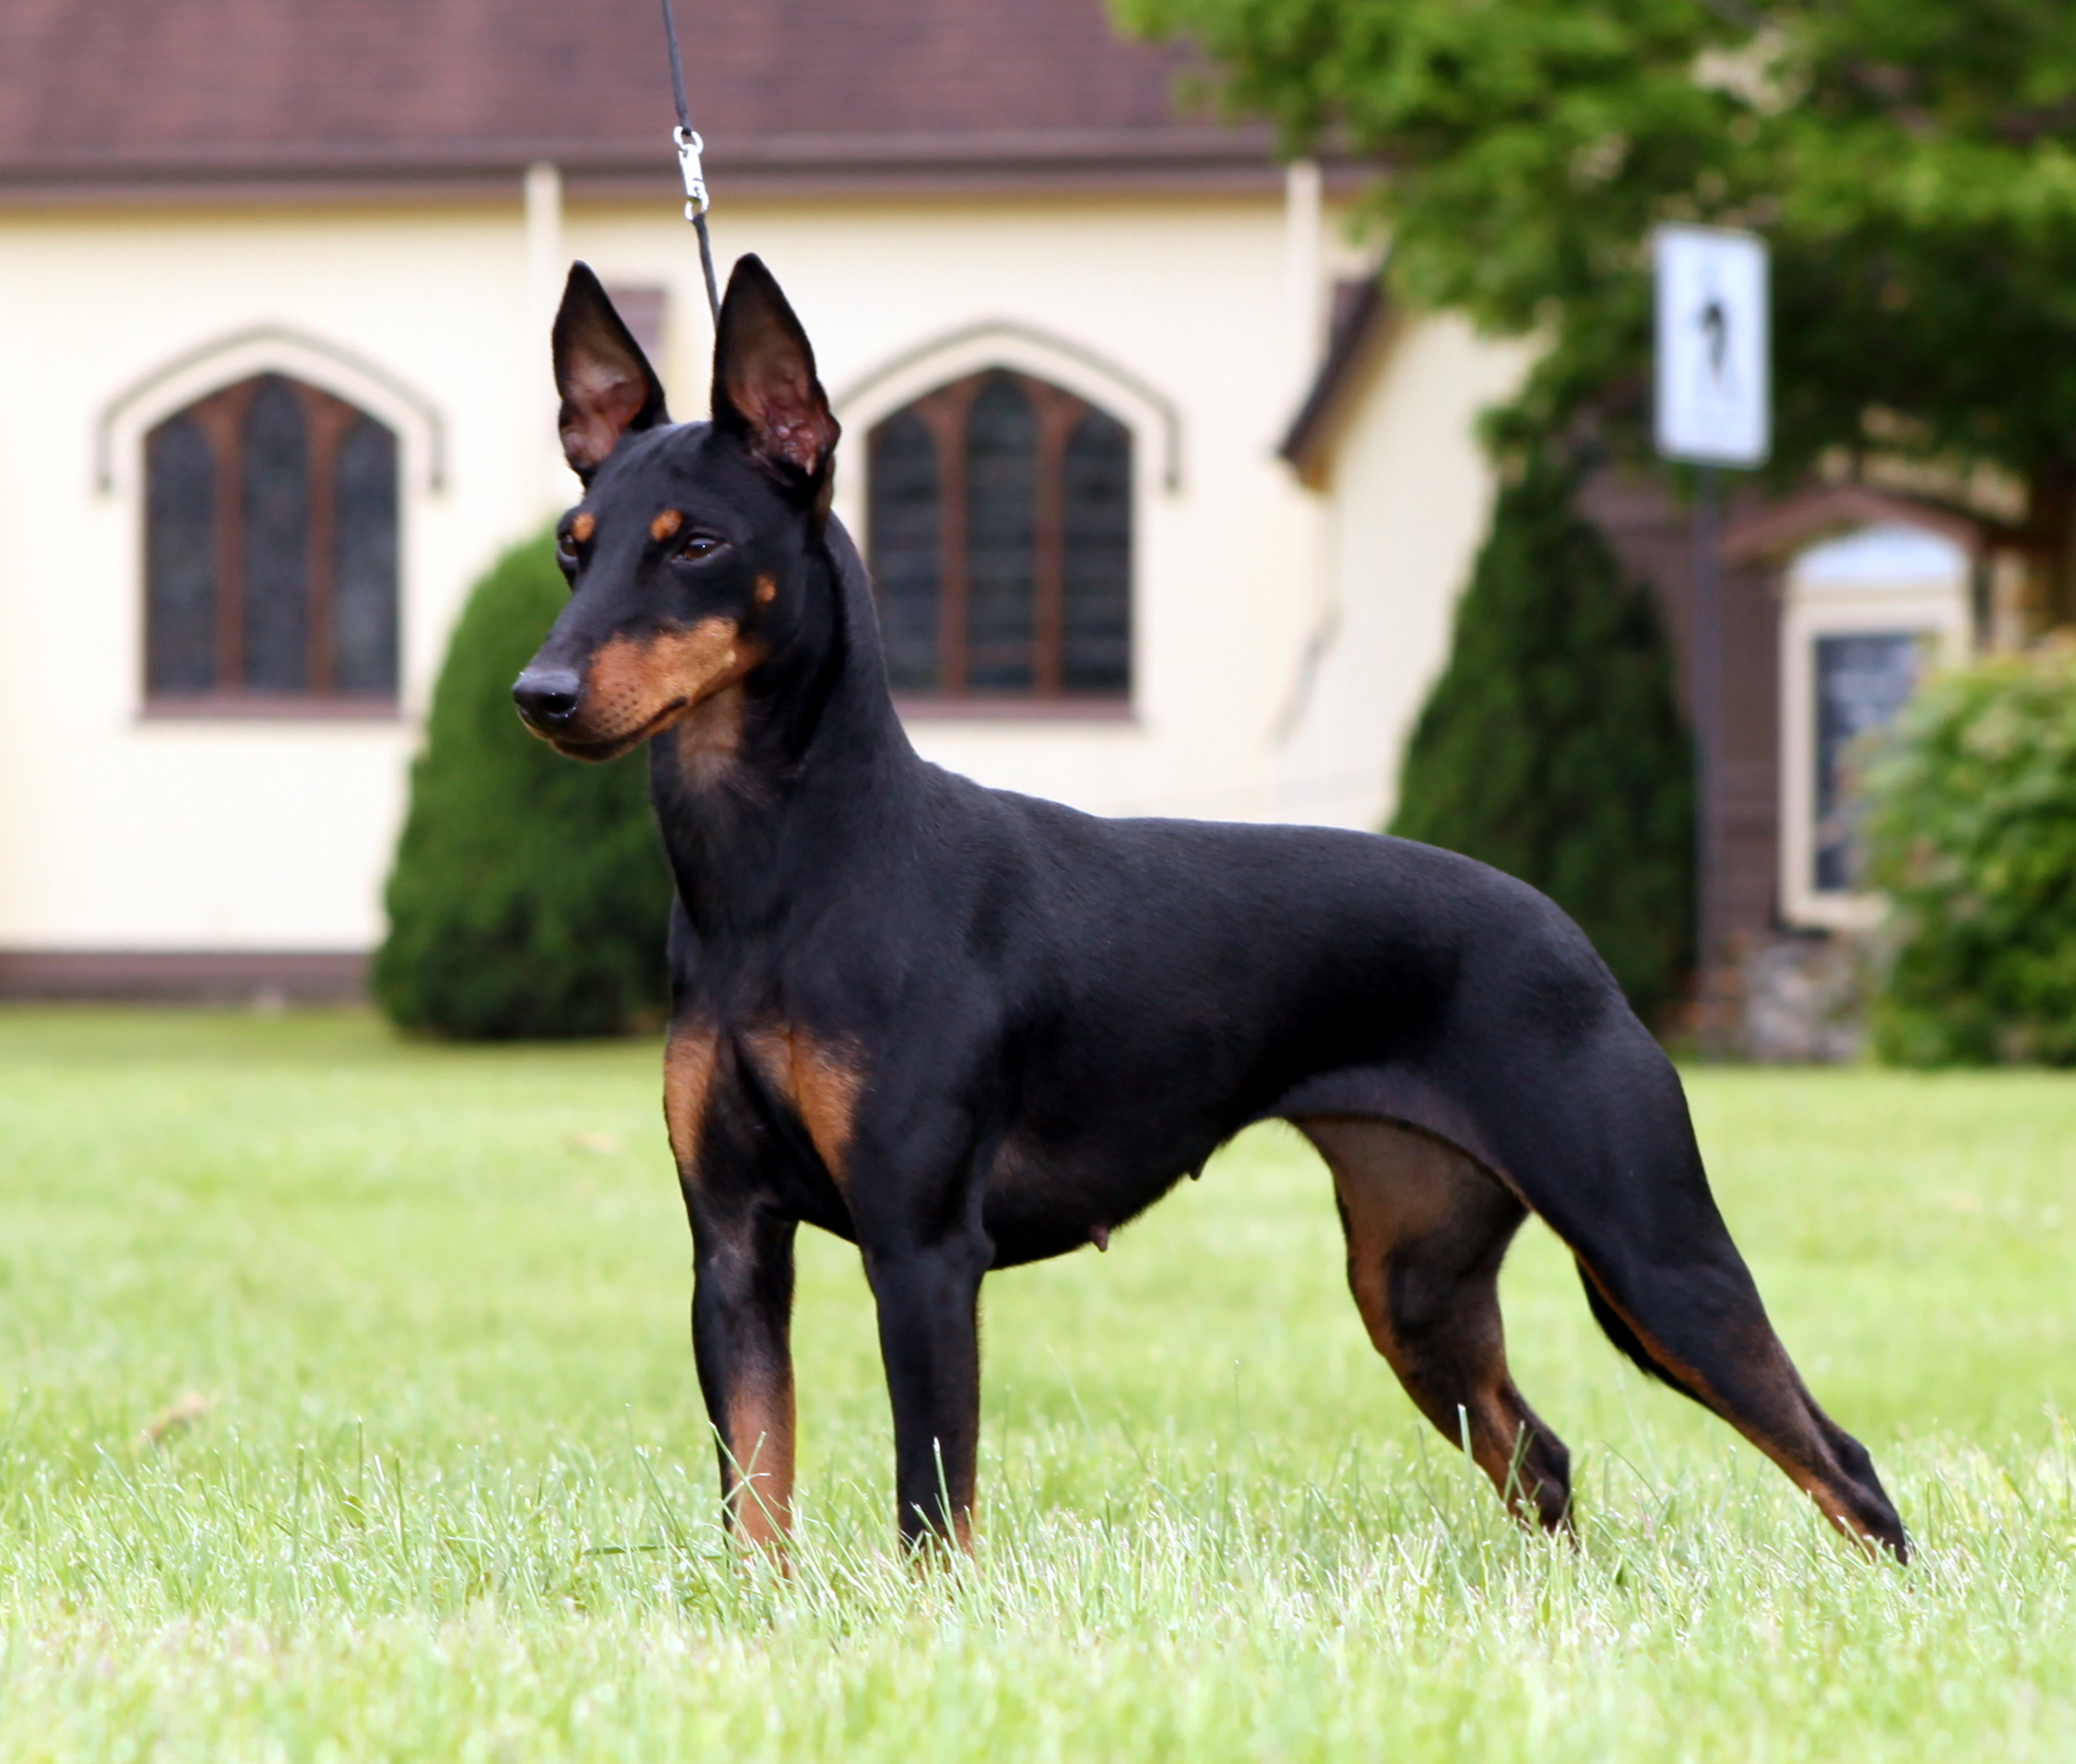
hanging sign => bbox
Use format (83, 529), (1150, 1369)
(1654, 223), (1771, 468)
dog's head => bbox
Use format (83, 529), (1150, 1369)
(512, 255), (840, 762)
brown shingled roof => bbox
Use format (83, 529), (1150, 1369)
(0, 0), (1275, 202)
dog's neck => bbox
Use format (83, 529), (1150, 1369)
(647, 517), (919, 945)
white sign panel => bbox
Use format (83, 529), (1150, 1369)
(1655, 223), (1770, 468)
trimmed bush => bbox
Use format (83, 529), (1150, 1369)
(1862, 645), (2076, 1066)
(373, 530), (672, 1038)
(1390, 459), (1694, 1019)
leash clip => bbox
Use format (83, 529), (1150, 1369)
(673, 125), (710, 219)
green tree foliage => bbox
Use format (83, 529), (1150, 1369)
(1121, 0), (2076, 603)
(1391, 459), (1694, 1018)
(1860, 646), (2076, 1065)
(374, 531), (672, 1039)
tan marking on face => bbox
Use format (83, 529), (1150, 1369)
(542, 617), (753, 760)
(753, 573), (777, 606)
(570, 511), (595, 543)
(663, 1025), (720, 1178)
(650, 507), (683, 542)
(725, 1377), (796, 1554)
(744, 1027), (865, 1186)
(672, 679), (749, 789)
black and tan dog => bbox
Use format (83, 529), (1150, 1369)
(513, 255), (1907, 1561)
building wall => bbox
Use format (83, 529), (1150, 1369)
(1273, 314), (1532, 831)
(0, 202), (537, 956)
(0, 186), (1514, 962)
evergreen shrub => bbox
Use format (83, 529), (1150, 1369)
(1390, 459), (1694, 1019)
(373, 530), (672, 1038)
(1862, 645), (2076, 1065)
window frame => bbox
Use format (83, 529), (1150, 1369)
(863, 366), (1136, 713)
(1776, 532), (1971, 929)
(140, 373), (402, 719)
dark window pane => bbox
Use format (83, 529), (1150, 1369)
(240, 375), (311, 691)
(965, 373), (1037, 693)
(144, 414), (218, 693)
(1813, 632), (1921, 892)
(868, 410), (942, 692)
(1062, 409), (1132, 694)
(333, 415), (399, 694)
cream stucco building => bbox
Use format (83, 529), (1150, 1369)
(0, 0), (1524, 996)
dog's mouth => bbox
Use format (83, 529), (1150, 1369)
(536, 697), (693, 763)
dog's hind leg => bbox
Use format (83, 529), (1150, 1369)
(1475, 1026), (1909, 1560)
(1295, 1115), (1572, 1531)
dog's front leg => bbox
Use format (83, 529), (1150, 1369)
(686, 1201), (799, 1554)
(860, 1222), (991, 1554)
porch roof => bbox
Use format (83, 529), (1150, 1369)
(1722, 484), (2011, 566)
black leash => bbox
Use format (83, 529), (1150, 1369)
(659, 0), (722, 326)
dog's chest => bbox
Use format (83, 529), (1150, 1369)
(665, 1022), (864, 1189)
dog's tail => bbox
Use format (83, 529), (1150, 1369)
(1574, 1261), (1709, 1407)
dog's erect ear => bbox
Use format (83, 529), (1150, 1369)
(553, 262), (670, 479)
(711, 255), (840, 497)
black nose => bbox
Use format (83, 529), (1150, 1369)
(513, 667), (582, 729)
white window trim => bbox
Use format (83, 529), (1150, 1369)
(828, 319), (1180, 538)
(92, 326), (443, 722)
(93, 324), (445, 499)
(1778, 562), (1970, 930)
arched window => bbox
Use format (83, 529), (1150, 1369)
(144, 373), (398, 705)
(866, 370), (1131, 700)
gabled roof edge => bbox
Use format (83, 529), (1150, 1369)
(1277, 273), (1390, 488)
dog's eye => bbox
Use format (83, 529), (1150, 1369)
(676, 533), (726, 562)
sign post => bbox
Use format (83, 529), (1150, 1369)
(1654, 223), (1770, 1027)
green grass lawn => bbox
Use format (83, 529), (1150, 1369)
(0, 1007), (2070, 1761)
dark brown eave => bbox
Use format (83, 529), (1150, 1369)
(1722, 483), (2012, 566)
(0, 124), (1287, 209)
(1278, 274), (1391, 488)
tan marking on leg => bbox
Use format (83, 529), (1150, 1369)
(907, 1493), (975, 1567)
(663, 1026), (719, 1179)
(744, 1028), (865, 1186)
(753, 573), (777, 605)
(650, 507), (683, 542)
(570, 511), (595, 543)
(1300, 1116), (1568, 1530)
(724, 1375), (797, 1554)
